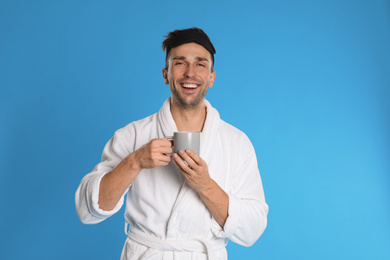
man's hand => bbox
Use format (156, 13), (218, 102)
(134, 138), (173, 170)
(172, 149), (212, 193)
(172, 149), (229, 227)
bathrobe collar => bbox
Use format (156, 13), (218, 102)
(157, 97), (221, 161)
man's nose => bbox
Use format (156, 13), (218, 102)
(184, 64), (195, 78)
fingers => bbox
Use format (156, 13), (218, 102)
(172, 158), (189, 174)
(180, 149), (201, 166)
(172, 150), (211, 193)
(157, 152), (172, 162)
(152, 146), (172, 166)
(138, 138), (173, 169)
(173, 154), (192, 172)
(151, 138), (172, 148)
(172, 149), (201, 173)
(149, 139), (173, 154)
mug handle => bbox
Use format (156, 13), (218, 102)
(165, 136), (174, 156)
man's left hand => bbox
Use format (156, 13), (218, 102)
(172, 149), (229, 227)
(172, 149), (212, 193)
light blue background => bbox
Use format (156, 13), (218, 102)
(1, 0), (389, 259)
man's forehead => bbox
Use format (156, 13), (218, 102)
(169, 43), (212, 60)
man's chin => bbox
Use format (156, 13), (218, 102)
(170, 87), (208, 110)
(173, 96), (204, 110)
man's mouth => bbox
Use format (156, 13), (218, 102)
(181, 83), (199, 89)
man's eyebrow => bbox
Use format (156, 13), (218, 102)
(172, 56), (186, 61)
(196, 57), (210, 63)
(172, 56), (210, 63)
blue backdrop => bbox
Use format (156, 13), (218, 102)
(1, 0), (389, 259)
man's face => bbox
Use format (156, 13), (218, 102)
(162, 42), (216, 109)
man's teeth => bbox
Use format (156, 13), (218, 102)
(182, 84), (198, 89)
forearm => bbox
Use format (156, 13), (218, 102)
(172, 149), (229, 227)
(98, 138), (172, 211)
(198, 179), (229, 227)
(98, 152), (141, 211)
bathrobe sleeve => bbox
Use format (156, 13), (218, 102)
(75, 130), (131, 224)
(212, 133), (268, 246)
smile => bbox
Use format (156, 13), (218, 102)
(181, 83), (199, 89)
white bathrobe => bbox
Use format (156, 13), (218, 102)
(75, 98), (268, 260)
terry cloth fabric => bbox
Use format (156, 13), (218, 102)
(75, 98), (268, 260)
(126, 227), (226, 260)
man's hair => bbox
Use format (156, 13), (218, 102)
(162, 27), (215, 70)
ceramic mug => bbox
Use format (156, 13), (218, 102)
(167, 131), (200, 155)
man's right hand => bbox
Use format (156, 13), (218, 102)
(133, 138), (173, 169)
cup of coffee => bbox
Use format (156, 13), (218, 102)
(167, 131), (200, 155)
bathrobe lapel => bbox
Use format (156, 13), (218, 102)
(157, 98), (220, 160)
(157, 98), (221, 238)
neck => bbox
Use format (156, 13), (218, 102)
(170, 99), (207, 132)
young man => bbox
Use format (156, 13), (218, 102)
(75, 27), (268, 260)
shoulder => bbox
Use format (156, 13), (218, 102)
(116, 113), (157, 135)
(219, 119), (250, 141)
(207, 100), (254, 151)
(107, 113), (158, 151)
(218, 119), (255, 152)
(207, 101), (251, 143)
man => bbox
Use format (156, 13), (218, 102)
(75, 27), (268, 260)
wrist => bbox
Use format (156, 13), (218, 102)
(126, 152), (142, 172)
(198, 179), (215, 198)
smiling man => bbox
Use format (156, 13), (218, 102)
(163, 41), (215, 111)
(75, 27), (268, 260)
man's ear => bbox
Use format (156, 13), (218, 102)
(162, 68), (169, 85)
(209, 70), (216, 88)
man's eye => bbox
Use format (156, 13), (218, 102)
(198, 63), (206, 67)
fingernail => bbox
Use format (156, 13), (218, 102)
(186, 149), (191, 154)
(173, 153), (177, 159)
(179, 150), (184, 155)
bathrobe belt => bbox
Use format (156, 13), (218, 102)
(127, 227), (226, 260)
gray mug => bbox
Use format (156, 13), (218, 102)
(167, 131), (200, 155)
